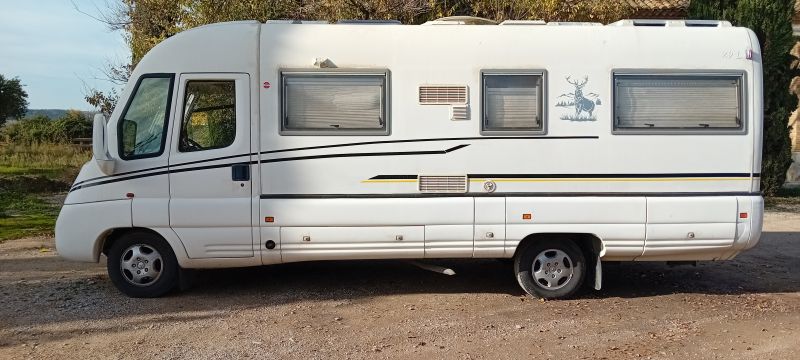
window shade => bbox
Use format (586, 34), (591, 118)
(484, 75), (542, 130)
(283, 75), (385, 131)
(615, 75), (741, 130)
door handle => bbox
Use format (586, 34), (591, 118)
(231, 163), (250, 181)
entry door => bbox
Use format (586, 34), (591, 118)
(169, 73), (253, 258)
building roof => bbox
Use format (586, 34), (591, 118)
(626, 0), (689, 19)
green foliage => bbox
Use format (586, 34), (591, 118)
(0, 74), (29, 127)
(687, 0), (738, 19)
(0, 142), (88, 241)
(689, 0), (796, 195)
(1, 110), (92, 144)
(85, 88), (118, 117)
(0, 191), (60, 242)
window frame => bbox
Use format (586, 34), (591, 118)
(611, 70), (747, 135)
(178, 80), (238, 153)
(480, 69), (548, 136)
(117, 73), (175, 160)
(279, 69), (391, 136)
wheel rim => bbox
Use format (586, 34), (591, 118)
(119, 244), (163, 287)
(532, 248), (574, 290)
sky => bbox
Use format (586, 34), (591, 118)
(0, 0), (129, 110)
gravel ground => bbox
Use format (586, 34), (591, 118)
(1, 211), (799, 359)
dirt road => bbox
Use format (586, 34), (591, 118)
(1, 212), (799, 359)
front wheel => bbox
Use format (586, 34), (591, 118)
(107, 231), (179, 298)
(514, 239), (586, 299)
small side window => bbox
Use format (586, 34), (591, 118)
(119, 75), (173, 159)
(613, 73), (744, 133)
(281, 71), (388, 135)
(179, 81), (236, 152)
(482, 72), (545, 134)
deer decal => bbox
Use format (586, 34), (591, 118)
(556, 75), (601, 121)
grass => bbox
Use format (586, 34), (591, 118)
(0, 192), (60, 241)
(0, 142), (89, 242)
(0, 143), (89, 178)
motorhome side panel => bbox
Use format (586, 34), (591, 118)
(256, 24), (758, 263)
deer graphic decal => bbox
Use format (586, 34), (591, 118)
(556, 75), (601, 121)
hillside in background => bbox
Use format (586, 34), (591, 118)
(25, 109), (97, 120)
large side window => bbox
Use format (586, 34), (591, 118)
(482, 72), (545, 134)
(179, 81), (236, 152)
(281, 71), (388, 135)
(119, 75), (174, 159)
(613, 73), (744, 133)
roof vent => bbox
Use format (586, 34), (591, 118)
(419, 85), (468, 104)
(608, 19), (732, 27)
(632, 19), (666, 26)
(423, 16), (497, 25)
(265, 20), (329, 24)
(685, 20), (731, 27)
(499, 20), (546, 26)
(546, 22), (602, 26)
(418, 175), (468, 193)
(336, 19), (401, 25)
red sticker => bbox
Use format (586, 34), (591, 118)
(263, 81), (271, 89)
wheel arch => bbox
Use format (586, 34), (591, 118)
(100, 227), (170, 256)
(512, 233), (603, 259)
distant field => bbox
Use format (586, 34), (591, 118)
(0, 143), (89, 242)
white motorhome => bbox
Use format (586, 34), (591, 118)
(56, 18), (765, 299)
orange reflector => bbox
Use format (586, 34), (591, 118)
(522, 213), (532, 220)
(739, 212), (748, 219)
(265, 216), (274, 223)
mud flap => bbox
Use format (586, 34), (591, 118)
(594, 255), (602, 290)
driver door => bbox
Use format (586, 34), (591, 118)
(168, 73), (254, 258)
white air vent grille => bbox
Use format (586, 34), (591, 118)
(418, 175), (468, 193)
(451, 105), (469, 121)
(419, 85), (468, 104)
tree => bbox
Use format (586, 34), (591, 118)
(0, 74), (29, 127)
(690, 0), (797, 195)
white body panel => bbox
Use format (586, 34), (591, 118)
(55, 20), (765, 271)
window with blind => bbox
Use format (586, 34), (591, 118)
(281, 72), (388, 135)
(481, 72), (545, 134)
(613, 73), (744, 132)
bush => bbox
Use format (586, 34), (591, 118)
(0, 110), (91, 144)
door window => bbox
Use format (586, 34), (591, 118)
(179, 81), (237, 152)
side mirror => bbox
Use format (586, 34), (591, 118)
(93, 113), (115, 174)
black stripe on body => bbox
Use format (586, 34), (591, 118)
(260, 192), (762, 199)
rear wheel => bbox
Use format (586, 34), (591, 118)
(514, 239), (586, 299)
(107, 231), (179, 298)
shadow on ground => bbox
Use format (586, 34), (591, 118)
(1, 230), (798, 344)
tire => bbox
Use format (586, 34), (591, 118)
(514, 238), (586, 299)
(106, 231), (180, 298)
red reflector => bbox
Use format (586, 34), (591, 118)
(125, 193), (134, 198)
(739, 213), (748, 219)
(265, 217), (274, 223)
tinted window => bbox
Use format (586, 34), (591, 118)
(282, 73), (387, 134)
(119, 76), (173, 159)
(483, 74), (544, 132)
(614, 74), (743, 131)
